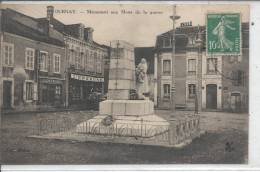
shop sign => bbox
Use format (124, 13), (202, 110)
(40, 78), (63, 85)
(71, 73), (104, 82)
(180, 21), (192, 27)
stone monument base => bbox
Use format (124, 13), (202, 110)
(75, 99), (201, 147)
(76, 114), (169, 138)
(76, 100), (169, 137)
(99, 99), (154, 116)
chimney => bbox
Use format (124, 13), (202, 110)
(47, 6), (54, 21)
(79, 23), (85, 40)
(85, 27), (94, 42)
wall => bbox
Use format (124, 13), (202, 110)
(221, 48), (249, 112)
(157, 52), (186, 109)
(2, 32), (65, 110)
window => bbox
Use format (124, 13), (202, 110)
(232, 70), (246, 86)
(94, 52), (97, 72)
(68, 49), (74, 66)
(85, 50), (89, 69)
(75, 55), (80, 69)
(229, 56), (237, 63)
(39, 51), (48, 71)
(163, 84), (170, 99)
(75, 48), (81, 69)
(207, 58), (217, 74)
(80, 52), (84, 69)
(188, 59), (196, 75)
(188, 84), (196, 99)
(55, 85), (61, 95)
(229, 55), (242, 63)
(25, 48), (35, 70)
(3, 43), (14, 66)
(88, 51), (94, 71)
(25, 81), (34, 101)
(97, 54), (102, 73)
(47, 54), (52, 72)
(53, 54), (61, 73)
(55, 85), (61, 100)
(163, 60), (171, 75)
(164, 38), (171, 47)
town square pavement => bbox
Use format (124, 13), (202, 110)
(1, 110), (248, 164)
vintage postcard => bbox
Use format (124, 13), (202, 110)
(0, 2), (253, 166)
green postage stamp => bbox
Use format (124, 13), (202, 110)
(207, 13), (241, 55)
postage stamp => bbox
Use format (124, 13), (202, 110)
(207, 13), (241, 55)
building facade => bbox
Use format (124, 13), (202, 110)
(154, 23), (249, 112)
(0, 8), (66, 111)
(44, 6), (109, 108)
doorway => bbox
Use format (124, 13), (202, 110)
(206, 84), (217, 109)
(41, 85), (55, 105)
(231, 92), (241, 112)
(3, 80), (12, 109)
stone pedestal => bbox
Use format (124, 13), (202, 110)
(99, 100), (154, 116)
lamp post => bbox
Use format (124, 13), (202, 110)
(169, 5), (180, 145)
(195, 26), (203, 114)
(170, 5), (180, 115)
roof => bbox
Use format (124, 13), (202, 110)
(1, 8), (64, 47)
(42, 15), (108, 50)
(155, 23), (249, 52)
(134, 47), (155, 74)
(38, 17), (65, 34)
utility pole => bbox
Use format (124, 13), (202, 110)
(170, 5), (180, 115)
(169, 5), (180, 145)
(195, 26), (203, 114)
(0, 11), (2, 112)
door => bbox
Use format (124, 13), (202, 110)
(41, 85), (48, 104)
(41, 85), (55, 104)
(3, 80), (12, 109)
(206, 84), (217, 109)
(48, 85), (55, 104)
(231, 93), (241, 112)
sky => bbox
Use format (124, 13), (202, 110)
(1, 3), (249, 47)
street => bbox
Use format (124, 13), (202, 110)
(1, 110), (248, 164)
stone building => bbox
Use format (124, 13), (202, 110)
(221, 24), (249, 112)
(0, 8), (66, 111)
(154, 23), (249, 112)
(41, 6), (109, 108)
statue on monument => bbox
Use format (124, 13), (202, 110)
(136, 58), (149, 100)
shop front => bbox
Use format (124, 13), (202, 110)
(69, 73), (104, 109)
(39, 77), (65, 107)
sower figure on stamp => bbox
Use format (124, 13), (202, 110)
(212, 16), (236, 50)
(136, 58), (149, 100)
